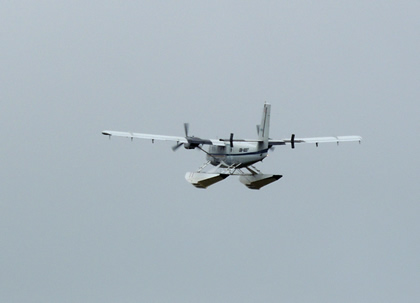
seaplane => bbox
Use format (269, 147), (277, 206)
(102, 103), (361, 189)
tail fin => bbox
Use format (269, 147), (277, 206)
(257, 103), (271, 144)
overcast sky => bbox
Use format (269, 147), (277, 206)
(1, 1), (420, 302)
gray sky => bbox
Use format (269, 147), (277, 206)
(1, 1), (420, 302)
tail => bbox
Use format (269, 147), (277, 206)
(257, 103), (271, 146)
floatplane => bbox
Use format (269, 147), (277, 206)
(103, 104), (361, 189)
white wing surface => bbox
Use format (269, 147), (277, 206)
(269, 136), (362, 146)
(102, 130), (187, 143)
(102, 130), (225, 146)
(296, 136), (362, 144)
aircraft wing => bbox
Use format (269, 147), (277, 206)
(102, 130), (225, 146)
(269, 135), (362, 146)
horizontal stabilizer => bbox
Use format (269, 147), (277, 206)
(239, 174), (282, 190)
(185, 172), (229, 189)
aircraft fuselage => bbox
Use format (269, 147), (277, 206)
(207, 142), (268, 168)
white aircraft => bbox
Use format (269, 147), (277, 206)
(102, 103), (361, 189)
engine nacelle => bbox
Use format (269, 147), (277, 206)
(183, 143), (196, 149)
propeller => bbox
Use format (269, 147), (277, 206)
(230, 133), (234, 148)
(172, 123), (193, 152)
(172, 142), (183, 151)
(291, 134), (295, 149)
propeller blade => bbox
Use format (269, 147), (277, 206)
(172, 142), (183, 152)
(230, 133), (234, 148)
(291, 134), (295, 149)
(184, 123), (189, 137)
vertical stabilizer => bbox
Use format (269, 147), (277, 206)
(258, 103), (271, 144)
